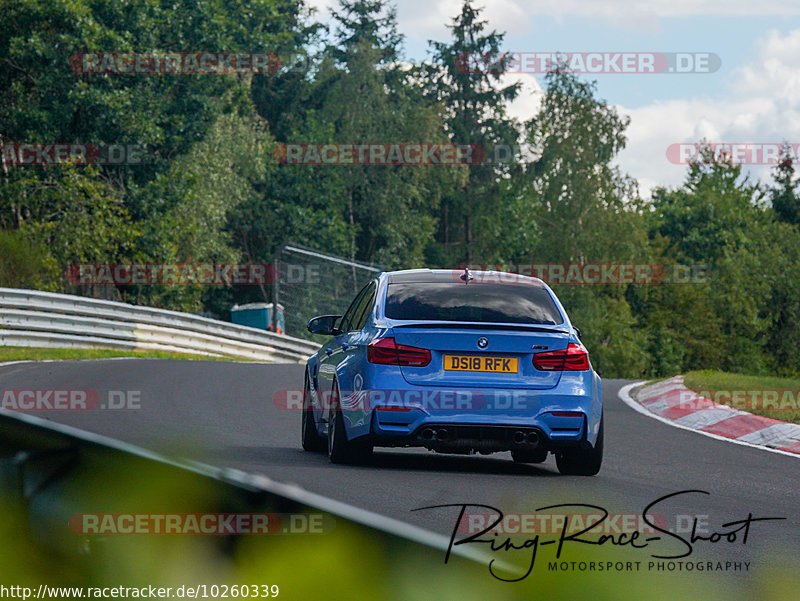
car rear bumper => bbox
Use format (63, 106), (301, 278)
(345, 372), (602, 452)
(369, 421), (591, 454)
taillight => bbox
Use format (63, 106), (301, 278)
(532, 343), (590, 371)
(367, 337), (431, 367)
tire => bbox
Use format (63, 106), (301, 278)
(327, 380), (372, 464)
(301, 370), (326, 452)
(556, 416), (603, 476)
(511, 449), (548, 463)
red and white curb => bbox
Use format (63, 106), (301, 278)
(619, 377), (800, 458)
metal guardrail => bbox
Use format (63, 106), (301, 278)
(0, 288), (320, 363)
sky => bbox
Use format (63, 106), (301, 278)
(307, 0), (800, 196)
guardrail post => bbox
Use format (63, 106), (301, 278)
(272, 250), (280, 333)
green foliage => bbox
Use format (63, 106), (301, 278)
(0, 228), (59, 290)
(0, 0), (301, 310)
(424, 1), (522, 263)
(0, 345), (238, 362)
(556, 287), (650, 378)
(769, 145), (800, 225)
(635, 150), (800, 377)
(125, 112), (274, 312)
(683, 369), (800, 423)
(498, 68), (649, 377)
(2, 0), (800, 379)
(239, 0), (454, 276)
(649, 155), (764, 264)
(524, 70), (639, 263)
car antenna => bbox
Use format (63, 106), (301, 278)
(460, 267), (474, 284)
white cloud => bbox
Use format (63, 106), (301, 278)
(494, 0), (800, 19)
(309, 1), (800, 42)
(615, 28), (800, 196)
(501, 72), (544, 124)
(306, 0), (534, 41)
(399, 0), (533, 39)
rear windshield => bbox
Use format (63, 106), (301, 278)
(384, 282), (563, 325)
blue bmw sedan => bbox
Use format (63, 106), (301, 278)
(301, 269), (603, 475)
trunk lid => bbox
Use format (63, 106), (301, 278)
(393, 324), (569, 389)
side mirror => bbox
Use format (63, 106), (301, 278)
(573, 326), (583, 340)
(307, 315), (342, 336)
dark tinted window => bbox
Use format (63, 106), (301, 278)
(384, 282), (563, 325)
(340, 283), (371, 332)
(350, 282), (376, 331)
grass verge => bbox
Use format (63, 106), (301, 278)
(683, 369), (800, 424)
(0, 346), (239, 363)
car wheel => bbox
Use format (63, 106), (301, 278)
(511, 449), (548, 463)
(555, 416), (603, 476)
(327, 379), (372, 464)
(301, 370), (326, 452)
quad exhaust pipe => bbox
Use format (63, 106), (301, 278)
(421, 427), (450, 441)
(421, 427), (540, 447)
(513, 430), (540, 448)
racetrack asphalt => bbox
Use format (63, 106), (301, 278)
(1, 359), (798, 597)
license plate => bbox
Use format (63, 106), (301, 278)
(443, 355), (518, 373)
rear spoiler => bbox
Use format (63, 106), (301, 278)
(390, 322), (570, 334)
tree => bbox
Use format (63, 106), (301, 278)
(640, 147), (774, 374)
(524, 69), (639, 263)
(0, 228), (59, 290)
(769, 144), (800, 226)
(329, 0), (402, 67)
(512, 69), (649, 378)
(131, 112), (275, 313)
(0, 0), (302, 302)
(425, 0), (521, 263)
(649, 147), (765, 264)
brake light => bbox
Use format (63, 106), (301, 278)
(367, 337), (431, 367)
(532, 343), (590, 371)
